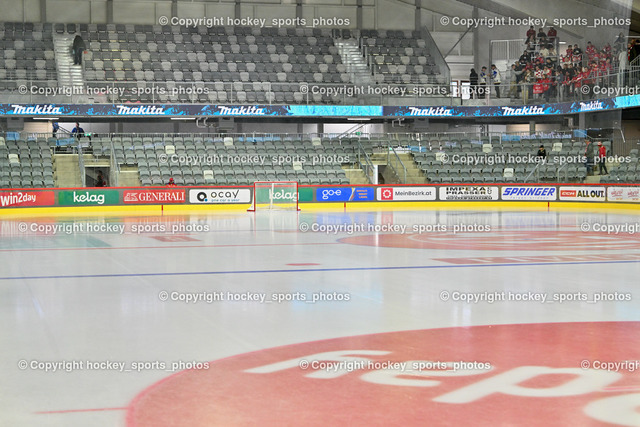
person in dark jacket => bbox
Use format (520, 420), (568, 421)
(95, 171), (107, 187)
(72, 35), (86, 65)
(469, 68), (478, 99)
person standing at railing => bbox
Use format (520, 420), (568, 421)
(585, 139), (596, 176)
(490, 64), (501, 98)
(526, 26), (536, 44)
(479, 67), (488, 97)
(597, 141), (608, 175)
(52, 121), (59, 139)
(547, 27), (557, 44)
(509, 64), (522, 99)
(618, 48), (629, 86)
(522, 69), (533, 104)
(614, 33), (626, 55)
(537, 28), (547, 47)
(469, 68), (478, 99)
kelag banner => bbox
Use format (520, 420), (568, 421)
(0, 95), (636, 118)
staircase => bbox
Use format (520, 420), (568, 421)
(53, 34), (84, 93)
(370, 153), (428, 185)
(343, 166), (370, 185)
(334, 39), (374, 86)
(117, 166), (141, 187)
(396, 153), (428, 184)
(53, 154), (82, 187)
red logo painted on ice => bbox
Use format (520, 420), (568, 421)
(126, 322), (640, 426)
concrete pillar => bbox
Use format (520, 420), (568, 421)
(473, 6), (479, 71)
(107, 0), (114, 24)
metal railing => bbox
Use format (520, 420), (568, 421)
(356, 140), (376, 184)
(77, 139), (86, 187)
(387, 146), (408, 183)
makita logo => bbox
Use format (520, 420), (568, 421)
(74, 191), (105, 204)
(218, 106), (265, 115)
(11, 104), (62, 115)
(501, 106), (545, 116)
(407, 107), (453, 116)
(116, 105), (165, 115)
(580, 101), (603, 112)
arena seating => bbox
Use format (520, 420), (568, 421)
(0, 136), (55, 188)
(360, 29), (439, 84)
(0, 22), (57, 91)
(412, 138), (640, 183)
(90, 135), (353, 186)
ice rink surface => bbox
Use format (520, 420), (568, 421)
(1, 208), (639, 426)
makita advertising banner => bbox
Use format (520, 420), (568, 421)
(0, 95), (634, 118)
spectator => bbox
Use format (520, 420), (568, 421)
(537, 145), (547, 160)
(618, 48), (629, 86)
(52, 121), (59, 138)
(584, 139), (596, 175)
(490, 64), (501, 98)
(547, 26), (557, 43)
(614, 32), (626, 54)
(479, 66), (488, 96)
(597, 141), (608, 175)
(469, 68), (478, 99)
(72, 34), (86, 66)
(537, 28), (547, 45)
(539, 44), (550, 59)
(71, 122), (85, 139)
(95, 170), (107, 187)
(509, 64), (522, 98)
(556, 66), (565, 101)
(525, 29), (536, 47)
(526, 26), (536, 41)
(521, 69), (533, 103)
(167, 177), (177, 186)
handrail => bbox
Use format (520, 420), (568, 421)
(524, 161), (542, 183)
(386, 145), (408, 184)
(109, 137), (120, 187)
(77, 138), (86, 187)
(557, 161), (570, 182)
(420, 25), (451, 86)
(356, 139), (375, 184)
